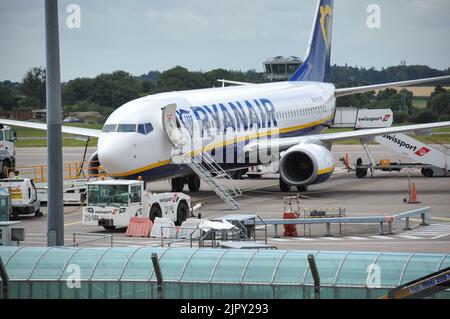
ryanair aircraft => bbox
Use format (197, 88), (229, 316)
(2, 0), (450, 192)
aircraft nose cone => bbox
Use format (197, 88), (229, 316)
(98, 134), (136, 176)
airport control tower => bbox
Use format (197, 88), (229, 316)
(263, 56), (302, 81)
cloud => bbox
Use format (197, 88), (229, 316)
(0, 0), (449, 82)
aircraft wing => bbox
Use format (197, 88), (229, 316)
(217, 79), (253, 86)
(245, 121), (450, 152)
(335, 75), (450, 97)
(0, 119), (102, 138)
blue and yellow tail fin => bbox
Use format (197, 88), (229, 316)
(289, 0), (334, 83)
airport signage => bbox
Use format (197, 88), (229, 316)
(375, 132), (450, 170)
(382, 134), (419, 152)
(355, 109), (393, 128)
(407, 271), (450, 296)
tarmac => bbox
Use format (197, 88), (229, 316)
(12, 144), (450, 253)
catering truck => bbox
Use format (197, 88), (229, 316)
(0, 178), (41, 218)
(82, 179), (191, 230)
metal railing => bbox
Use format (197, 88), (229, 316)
(64, 232), (113, 247)
(7, 160), (105, 182)
(158, 226), (200, 248)
(244, 207), (430, 237)
(183, 153), (242, 210)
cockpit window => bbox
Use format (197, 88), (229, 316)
(102, 124), (117, 133)
(117, 124), (137, 133)
(144, 123), (154, 134)
(102, 123), (153, 134)
(137, 124), (146, 135)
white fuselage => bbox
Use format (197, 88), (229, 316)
(97, 81), (336, 180)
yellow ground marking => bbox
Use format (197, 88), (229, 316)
(64, 221), (82, 227)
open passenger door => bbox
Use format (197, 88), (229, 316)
(161, 104), (187, 148)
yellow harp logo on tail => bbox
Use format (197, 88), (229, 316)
(320, 5), (333, 50)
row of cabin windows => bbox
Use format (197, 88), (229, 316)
(188, 106), (328, 129)
(276, 105), (327, 120)
(185, 105), (328, 132)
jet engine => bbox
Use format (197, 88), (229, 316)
(87, 151), (101, 177)
(279, 144), (335, 186)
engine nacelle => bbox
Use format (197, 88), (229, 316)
(88, 151), (101, 178)
(279, 144), (335, 186)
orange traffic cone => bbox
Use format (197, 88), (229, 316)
(407, 182), (421, 204)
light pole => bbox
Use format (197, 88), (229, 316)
(45, 0), (64, 246)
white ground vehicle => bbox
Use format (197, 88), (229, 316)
(0, 125), (17, 178)
(82, 179), (191, 230)
(36, 179), (90, 204)
(0, 178), (41, 218)
(246, 161), (280, 178)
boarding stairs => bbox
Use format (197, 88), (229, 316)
(162, 103), (242, 210)
(184, 152), (242, 210)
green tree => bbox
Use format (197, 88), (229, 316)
(415, 110), (438, 123)
(427, 85), (447, 107)
(62, 78), (94, 106)
(204, 69), (233, 87)
(21, 67), (46, 107)
(63, 100), (109, 121)
(430, 93), (450, 116)
(393, 111), (409, 124)
(17, 96), (40, 109)
(335, 94), (361, 108)
(0, 86), (17, 111)
(89, 71), (142, 108)
(376, 88), (398, 101)
(152, 66), (209, 93)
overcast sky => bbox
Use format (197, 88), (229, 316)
(1, 0), (449, 82)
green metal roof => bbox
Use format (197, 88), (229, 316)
(1, 247), (449, 286)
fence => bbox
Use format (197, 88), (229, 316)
(244, 207), (430, 237)
(8, 160), (104, 183)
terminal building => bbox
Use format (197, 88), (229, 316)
(263, 56), (302, 81)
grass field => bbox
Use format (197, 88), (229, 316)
(398, 86), (450, 97)
(12, 123), (101, 147)
(13, 123), (102, 137)
(15, 138), (99, 147)
(412, 98), (428, 109)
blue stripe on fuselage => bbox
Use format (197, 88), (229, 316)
(120, 120), (331, 181)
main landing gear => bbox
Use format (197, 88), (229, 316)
(279, 178), (308, 192)
(171, 174), (201, 192)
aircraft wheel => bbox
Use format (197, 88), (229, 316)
(187, 175), (201, 192)
(421, 167), (434, 178)
(296, 185), (308, 192)
(230, 169), (247, 180)
(171, 178), (184, 192)
(356, 168), (368, 178)
(279, 178), (291, 192)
